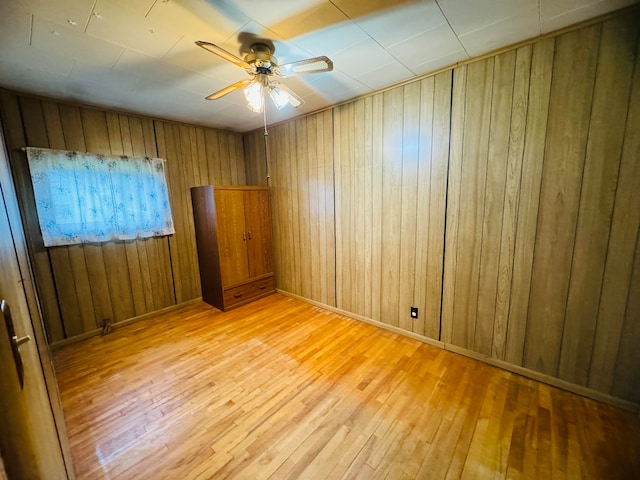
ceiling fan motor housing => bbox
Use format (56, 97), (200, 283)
(245, 43), (278, 74)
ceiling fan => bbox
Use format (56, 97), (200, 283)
(196, 40), (333, 113)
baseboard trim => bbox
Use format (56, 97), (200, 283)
(49, 298), (203, 351)
(278, 289), (639, 414)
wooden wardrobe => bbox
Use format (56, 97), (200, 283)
(191, 185), (275, 311)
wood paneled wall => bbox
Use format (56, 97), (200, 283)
(333, 74), (451, 338)
(0, 92), (246, 342)
(444, 14), (640, 402)
(245, 12), (640, 404)
(442, 43), (551, 359)
(245, 111), (335, 307)
(246, 76), (450, 332)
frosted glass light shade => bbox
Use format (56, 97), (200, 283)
(269, 86), (291, 110)
(244, 81), (264, 112)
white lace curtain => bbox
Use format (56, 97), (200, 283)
(26, 147), (175, 247)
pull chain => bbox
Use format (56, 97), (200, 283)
(262, 96), (271, 187)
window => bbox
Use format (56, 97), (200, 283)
(26, 147), (174, 247)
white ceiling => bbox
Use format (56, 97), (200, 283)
(0, 0), (636, 133)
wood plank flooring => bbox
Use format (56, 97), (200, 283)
(53, 294), (640, 479)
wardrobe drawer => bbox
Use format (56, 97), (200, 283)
(223, 276), (275, 308)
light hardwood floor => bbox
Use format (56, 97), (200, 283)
(54, 294), (640, 479)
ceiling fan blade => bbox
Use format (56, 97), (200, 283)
(206, 79), (254, 100)
(195, 40), (254, 71)
(278, 56), (333, 77)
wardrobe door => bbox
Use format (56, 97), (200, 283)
(214, 189), (249, 286)
(244, 189), (273, 278)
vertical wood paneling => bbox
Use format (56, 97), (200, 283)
(57, 104), (97, 333)
(589, 17), (640, 395)
(492, 46), (531, 360)
(250, 78), (444, 337)
(504, 39), (554, 365)
(398, 82), (420, 332)
(39, 102), (84, 335)
(369, 94), (384, 322)
(117, 115), (150, 317)
(217, 128), (230, 183)
(330, 75), (451, 333)
(282, 125), (300, 292)
(243, 130), (265, 185)
(269, 123), (287, 292)
(287, 122), (302, 295)
(353, 99), (367, 316)
(80, 108), (127, 325)
(359, 98), (373, 319)
(333, 104), (343, 306)
(204, 129), (222, 184)
(244, 111), (335, 306)
(380, 87), (404, 327)
(311, 111), (337, 305)
(322, 111), (336, 307)
(127, 116), (172, 312)
(612, 231), (640, 403)
(155, 120), (245, 305)
(182, 124), (199, 299)
(334, 100), (354, 312)
(106, 112), (139, 324)
(474, 51), (515, 356)
(42, 101), (87, 337)
(451, 58), (493, 349)
(1, 93), (246, 340)
(161, 123), (182, 305)
(179, 124), (200, 299)
(425, 72), (451, 339)
(194, 127), (207, 185)
(307, 115), (321, 303)
(413, 77), (435, 337)
(558, 16), (638, 385)
(234, 135), (246, 184)
(441, 65), (466, 344)
(278, 122), (292, 294)
(443, 15), (639, 402)
(295, 117), (311, 300)
(524, 25), (601, 376)
(308, 112), (334, 305)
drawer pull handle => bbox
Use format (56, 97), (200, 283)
(258, 284), (266, 289)
(234, 293), (242, 298)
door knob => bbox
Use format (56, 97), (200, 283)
(12, 334), (31, 347)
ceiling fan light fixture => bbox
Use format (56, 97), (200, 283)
(269, 85), (292, 110)
(244, 81), (264, 113)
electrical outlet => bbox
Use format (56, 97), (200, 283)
(410, 307), (418, 319)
